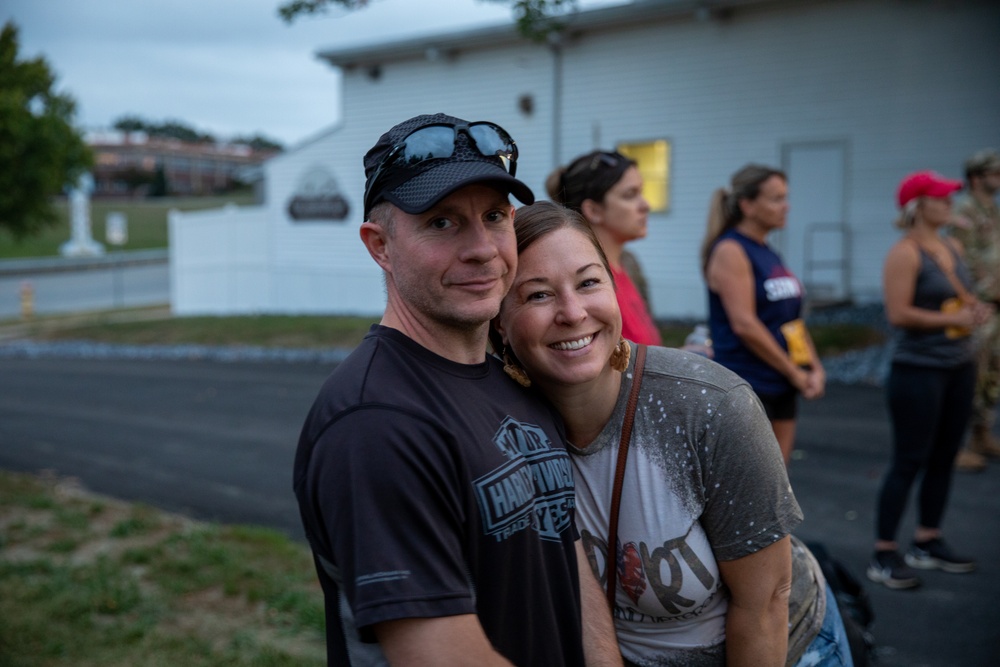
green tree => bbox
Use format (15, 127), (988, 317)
(112, 116), (283, 152)
(149, 163), (169, 198)
(0, 21), (92, 240)
(113, 115), (216, 143)
(112, 114), (146, 133)
(158, 119), (213, 143)
(278, 0), (577, 41)
(232, 133), (284, 152)
(119, 165), (156, 197)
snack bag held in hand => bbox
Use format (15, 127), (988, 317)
(941, 297), (971, 339)
(780, 319), (812, 366)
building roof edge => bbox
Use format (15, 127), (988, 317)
(315, 0), (777, 70)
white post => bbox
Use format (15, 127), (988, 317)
(60, 173), (105, 257)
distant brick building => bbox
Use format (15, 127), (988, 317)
(88, 131), (278, 197)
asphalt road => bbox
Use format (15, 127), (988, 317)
(0, 356), (330, 541)
(1, 355), (998, 666)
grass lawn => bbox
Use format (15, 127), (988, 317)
(0, 193), (256, 259)
(0, 469), (325, 667)
(6, 309), (383, 350)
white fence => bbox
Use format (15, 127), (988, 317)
(169, 204), (271, 315)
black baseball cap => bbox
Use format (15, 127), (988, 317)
(362, 113), (534, 219)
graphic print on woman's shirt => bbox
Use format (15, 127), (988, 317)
(763, 265), (802, 302)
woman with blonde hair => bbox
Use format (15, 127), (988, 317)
(867, 171), (994, 590)
(547, 150), (662, 345)
(700, 164), (825, 465)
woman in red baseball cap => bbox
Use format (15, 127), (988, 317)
(868, 171), (995, 590)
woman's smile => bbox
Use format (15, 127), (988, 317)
(550, 334), (595, 351)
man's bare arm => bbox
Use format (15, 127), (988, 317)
(374, 614), (515, 667)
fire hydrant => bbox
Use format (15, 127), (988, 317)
(20, 281), (34, 319)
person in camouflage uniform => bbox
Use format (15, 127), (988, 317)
(952, 149), (1000, 471)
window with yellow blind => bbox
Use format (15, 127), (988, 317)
(616, 139), (671, 212)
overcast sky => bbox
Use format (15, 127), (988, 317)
(4, 0), (617, 147)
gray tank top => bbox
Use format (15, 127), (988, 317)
(891, 243), (975, 368)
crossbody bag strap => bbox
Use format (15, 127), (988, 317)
(605, 342), (647, 606)
(908, 237), (976, 303)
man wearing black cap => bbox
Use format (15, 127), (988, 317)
(294, 114), (620, 666)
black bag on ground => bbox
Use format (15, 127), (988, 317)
(804, 541), (876, 667)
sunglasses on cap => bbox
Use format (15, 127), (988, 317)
(363, 121), (519, 216)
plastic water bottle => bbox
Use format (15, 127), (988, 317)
(683, 324), (713, 358)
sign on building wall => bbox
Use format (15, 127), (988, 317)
(287, 165), (350, 221)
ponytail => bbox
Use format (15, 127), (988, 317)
(700, 164), (786, 275)
(700, 187), (736, 274)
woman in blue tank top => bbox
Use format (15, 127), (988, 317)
(700, 164), (826, 465)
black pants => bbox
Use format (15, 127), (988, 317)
(875, 361), (976, 542)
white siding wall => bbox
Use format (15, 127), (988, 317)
(551, 0), (1000, 317)
(263, 127), (385, 314)
(169, 0), (1000, 319)
(338, 41), (557, 208)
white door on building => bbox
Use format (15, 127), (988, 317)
(776, 141), (849, 305)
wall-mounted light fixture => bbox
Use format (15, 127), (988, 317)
(518, 94), (534, 117)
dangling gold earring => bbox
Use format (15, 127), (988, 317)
(609, 337), (631, 372)
(503, 348), (532, 387)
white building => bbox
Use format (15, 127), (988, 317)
(170, 0), (1000, 319)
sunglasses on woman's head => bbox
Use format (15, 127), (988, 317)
(567, 151), (623, 178)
